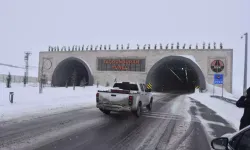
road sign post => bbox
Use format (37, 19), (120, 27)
(213, 74), (224, 97)
(213, 83), (215, 96)
(241, 33), (248, 95)
(222, 82), (224, 97)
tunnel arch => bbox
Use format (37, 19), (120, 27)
(52, 57), (94, 87)
(146, 55), (206, 92)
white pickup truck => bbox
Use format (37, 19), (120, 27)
(96, 82), (153, 117)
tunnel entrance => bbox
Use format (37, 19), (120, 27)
(52, 57), (94, 87)
(146, 56), (206, 93)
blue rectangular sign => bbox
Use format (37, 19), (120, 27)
(214, 74), (224, 84)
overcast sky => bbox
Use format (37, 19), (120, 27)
(0, 0), (249, 95)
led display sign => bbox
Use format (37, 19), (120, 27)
(97, 58), (146, 72)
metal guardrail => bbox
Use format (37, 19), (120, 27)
(210, 95), (237, 105)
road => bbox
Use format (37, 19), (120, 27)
(0, 93), (236, 150)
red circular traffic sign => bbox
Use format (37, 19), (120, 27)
(211, 60), (224, 73)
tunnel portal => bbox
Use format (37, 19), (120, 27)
(52, 57), (93, 87)
(146, 56), (206, 93)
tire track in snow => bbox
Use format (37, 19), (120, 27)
(136, 118), (174, 150)
(156, 95), (197, 150)
(167, 119), (196, 149)
(154, 119), (177, 150)
(110, 118), (158, 150)
(0, 111), (109, 150)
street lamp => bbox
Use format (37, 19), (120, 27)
(241, 33), (248, 95)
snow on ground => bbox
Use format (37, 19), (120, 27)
(206, 83), (238, 100)
(0, 83), (165, 122)
(171, 95), (192, 122)
(189, 89), (243, 130)
(0, 83), (110, 122)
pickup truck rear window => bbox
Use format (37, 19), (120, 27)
(113, 83), (139, 91)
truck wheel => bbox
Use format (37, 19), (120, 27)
(146, 99), (153, 111)
(133, 102), (142, 117)
(99, 109), (111, 115)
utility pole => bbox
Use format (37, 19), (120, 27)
(24, 51), (32, 87)
(241, 33), (248, 95)
(39, 58), (45, 94)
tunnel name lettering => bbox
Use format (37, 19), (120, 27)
(97, 58), (146, 72)
(104, 60), (140, 64)
(112, 65), (128, 70)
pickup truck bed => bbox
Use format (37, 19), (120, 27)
(96, 82), (153, 117)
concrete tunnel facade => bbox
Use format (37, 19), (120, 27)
(146, 56), (206, 92)
(52, 57), (94, 86)
(39, 48), (233, 93)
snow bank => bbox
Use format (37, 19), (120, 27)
(206, 83), (238, 101)
(0, 83), (109, 122)
(232, 88), (243, 99)
(189, 91), (243, 129)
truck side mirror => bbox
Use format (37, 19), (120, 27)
(211, 137), (228, 150)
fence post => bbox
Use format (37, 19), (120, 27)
(9, 92), (14, 103)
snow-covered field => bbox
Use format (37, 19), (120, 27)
(0, 83), (110, 122)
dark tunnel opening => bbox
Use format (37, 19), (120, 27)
(146, 56), (206, 94)
(52, 57), (93, 87)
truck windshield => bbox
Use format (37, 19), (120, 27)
(113, 83), (139, 91)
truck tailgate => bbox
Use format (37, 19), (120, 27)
(100, 92), (129, 105)
(98, 88), (139, 105)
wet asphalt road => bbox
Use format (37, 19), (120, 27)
(0, 93), (236, 150)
